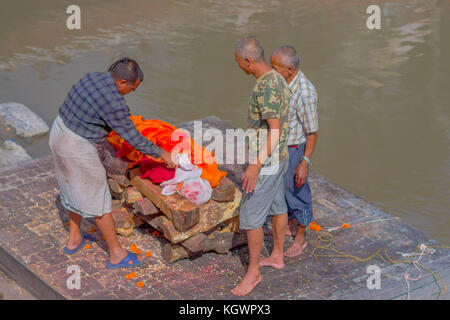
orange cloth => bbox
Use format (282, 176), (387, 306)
(107, 116), (227, 188)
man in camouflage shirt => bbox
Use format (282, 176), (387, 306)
(232, 37), (290, 296)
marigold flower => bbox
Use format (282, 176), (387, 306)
(131, 272), (137, 278)
(153, 230), (159, 237)
(342, 223), (350, 229)
(130, 244), (137, 250)
(125, 274), (132, 280)
(84, 244), (91, 249)
(313, 225), (322, 231)
(135, 249), (142, 255)
(65, 222), (70, 226)
(146, 251), (152, 258)
(137, 281), (144, 287)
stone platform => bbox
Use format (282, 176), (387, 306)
(0, 116), (449, 300)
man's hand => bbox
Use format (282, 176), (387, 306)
(161, 150), (178, 168)
(242, 164), (261, 194)
(295, 161), (308, 187)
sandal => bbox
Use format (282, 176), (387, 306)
(106, 251), (147, 269)
(63, 234), (95, 255)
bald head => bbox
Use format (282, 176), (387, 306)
(235, 36), (265, 62)
(271, 45), (299, 69)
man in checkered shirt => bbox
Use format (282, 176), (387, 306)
(49, 58), (177, 268)
(271, 46), (319, 257)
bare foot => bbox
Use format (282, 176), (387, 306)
(66, 234), (83, 250)
(286, 219), (297, 237)
(231, 272), (262, 296)
(284, 240), (307, 258)
(259, 255), (285, 269)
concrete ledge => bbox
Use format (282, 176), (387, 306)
(0, 117), (448, 300)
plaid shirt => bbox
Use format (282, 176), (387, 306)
(59, 72), (162, 158)
(287, 70), (319, 146)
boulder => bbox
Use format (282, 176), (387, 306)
(0, 139), (32, 167)
(0, 103), (49, 138)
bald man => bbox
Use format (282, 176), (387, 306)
(271, 46), (319, 257)
(232, 37), (290, 296)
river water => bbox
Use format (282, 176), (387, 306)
(0, 0), (448, 244)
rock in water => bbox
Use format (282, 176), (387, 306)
(0, 103), (49, 138)
(0, 139), (32, 167)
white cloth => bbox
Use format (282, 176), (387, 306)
(160, 153), (212, 205)
(49, 115), (111, 218)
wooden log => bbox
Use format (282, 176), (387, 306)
(180, 233), (207, 253)
(108, 179), (123, 199)
(129, 167), (141, 181)
(222, 216), (240, 233)
(124, 187), (143, 204)
(109, 173), (131, 187)
(202, 230), (247, 254)
(131, 177), (200, 232)
(96, 141), (129, 176)
(161, 243), (189, 264)
(131, 214), (146, 228)
(111, 208), (134, 237)
(111, 199), (123, 211)
(147, 187), (242, 243)
(132, 198), (159, 216)
(211, 177), (235, 202)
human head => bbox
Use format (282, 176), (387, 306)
(108, 57), (143, 95)
(270, 45), (299, 81)
(234, 36), (265, 75)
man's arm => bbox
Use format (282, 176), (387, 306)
(243, 118), (281, 193)
(295, 132), (318, 187)
(98, 101), (177, 167)
(295, 91), (319, 186)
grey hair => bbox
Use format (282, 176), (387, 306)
(108, 57), (144, 83)
(235, 36), (265, 62)
(271, 45), (300, 69)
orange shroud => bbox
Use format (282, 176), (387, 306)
(107, 115), (227, 188)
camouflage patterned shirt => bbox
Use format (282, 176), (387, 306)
(247, 69), (290, 166)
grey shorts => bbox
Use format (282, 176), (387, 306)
(239, 159), (289, 230)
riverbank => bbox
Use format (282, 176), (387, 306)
(0, 116), (448, 300)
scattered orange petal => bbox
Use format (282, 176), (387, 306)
(152, 230), (159, 237)
(85, 244), (91, 249)
(65, 222), (70, 226)
(136, 281), (144, 287)
(88, 227), (96, 233)
(146, 251), (152, 258)
(125, 274), (132, 280)
(342, 223), (350, 229)
(131, 272), (137, 278)
(101, 236), (105, 241)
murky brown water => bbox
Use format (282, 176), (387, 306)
(0, 0), (448, 244)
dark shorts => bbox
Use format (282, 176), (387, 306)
(283, 144), (313, 227)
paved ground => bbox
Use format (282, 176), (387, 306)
(0, 116), (448, 300)
(0, 268), (36, 300)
